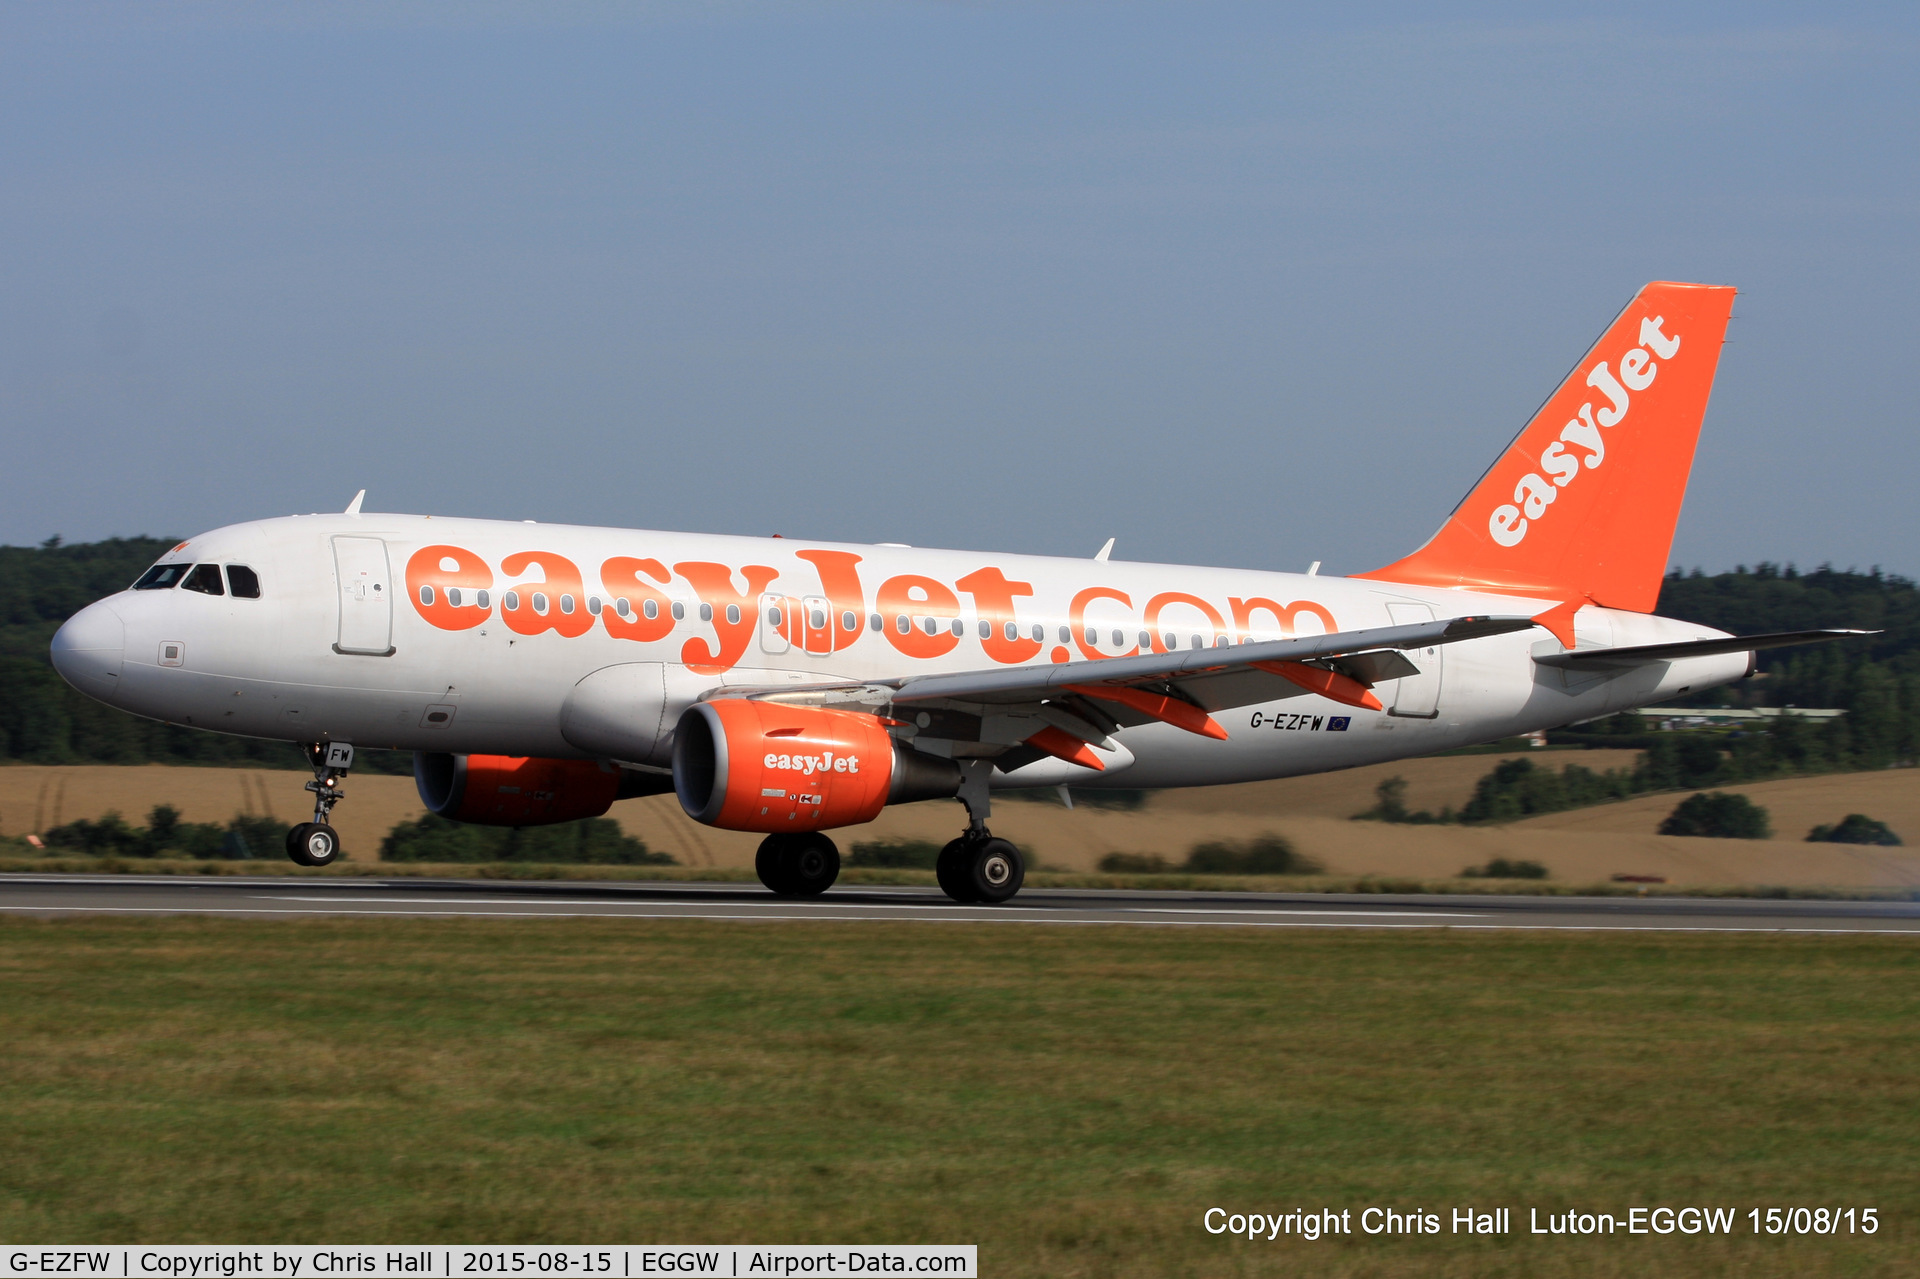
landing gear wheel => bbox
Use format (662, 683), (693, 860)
(937, 836), (1024, 903)
(965, 837), (1024, 904)
(936, 838), (979, 903)
(285, 822), (341, 868)
(756, 832), (841, 896)
(755, 834), (795, 894)
(784, 832), (840, 896)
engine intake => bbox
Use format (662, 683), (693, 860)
(414, 753), (670, 826)
(673, 700), (961, 832)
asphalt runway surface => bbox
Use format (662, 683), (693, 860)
(2, 874), (1919, 933)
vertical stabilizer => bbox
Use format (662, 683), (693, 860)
(1358, 281), (1736, 619)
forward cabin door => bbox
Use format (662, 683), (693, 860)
(332, 536), (394, 655)
(1385, 602), (1441, 718)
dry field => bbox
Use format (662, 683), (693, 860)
(4, 752), (1919, 889)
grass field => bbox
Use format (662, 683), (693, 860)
(1, 916), (1914, 1276)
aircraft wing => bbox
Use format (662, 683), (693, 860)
(720, 615), (1536, 770)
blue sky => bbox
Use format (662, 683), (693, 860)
(3, 2), (1915, 577)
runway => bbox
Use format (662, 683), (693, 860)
(2, 873), (1919, 933)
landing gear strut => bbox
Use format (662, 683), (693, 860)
(756, 831), (841, 896)
(287, 741), (353, 867)
(935, 760), (1025, 904)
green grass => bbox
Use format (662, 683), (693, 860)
(0, 917), (1915, 1276)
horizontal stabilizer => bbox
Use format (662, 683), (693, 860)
(1533, 629), (1876, 670)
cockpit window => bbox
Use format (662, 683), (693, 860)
(133, 563), (191, 591)
(226, 565), (261, 598)
(181, 563), (226, 596)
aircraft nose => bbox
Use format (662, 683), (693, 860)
(51, 599), (126, 701)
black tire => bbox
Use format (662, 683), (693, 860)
(780, 832), (841, 896)
(755, 834), (796, 894)
(286, 822), (341, 867)
(965, 837), (1024, 904)
(936, 837), (979, 903)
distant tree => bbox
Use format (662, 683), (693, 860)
(1352, 775), (1453, 824)
(1658, 792), (1772, 840)
(1460, 858), (1548, 879)
(1455, 758), (1635, 824)
(1636, 735), (1728, 790)
(1806, 814), (1902, 846)
(1183, 833), (1318, 875)
(1098, 852), (1174, 874)
(847, 838), (941, 868)
(379, 814), (673, 864)
(38, 805), (279, 859)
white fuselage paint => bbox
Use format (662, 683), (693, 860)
(52, 513), (1748, 797)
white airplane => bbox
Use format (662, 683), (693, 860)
(50, 281), (1860, 901)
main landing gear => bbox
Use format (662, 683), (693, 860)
(756, 831), (842, 896)
(752, 764), (1028, 905)
(934, 759), (1025, 904)
(286, 741), (353, 868)
(935, 833), (1025, 904)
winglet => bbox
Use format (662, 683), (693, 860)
(1093, 537), (1115, 562)
(344, 490), (366, 516)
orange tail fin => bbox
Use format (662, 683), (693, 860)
(1358, 281), (1736, 616)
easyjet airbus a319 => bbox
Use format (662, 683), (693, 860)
(51, 282), (1860, 901)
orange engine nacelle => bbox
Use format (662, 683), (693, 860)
(415, 753), (626, 826)
(673, 700), (961, 833)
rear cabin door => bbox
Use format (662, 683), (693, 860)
(1385, 601), (1442, 718)
(332, 536), (394, 655)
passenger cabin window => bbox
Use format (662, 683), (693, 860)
(182, 564), (225, 596)
(226, 565), (261, 598)
(134, 563), (191, 591)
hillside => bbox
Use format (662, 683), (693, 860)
(6, 755), (1916, 889)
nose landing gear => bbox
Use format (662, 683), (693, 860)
(287, 741), (353, 867)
